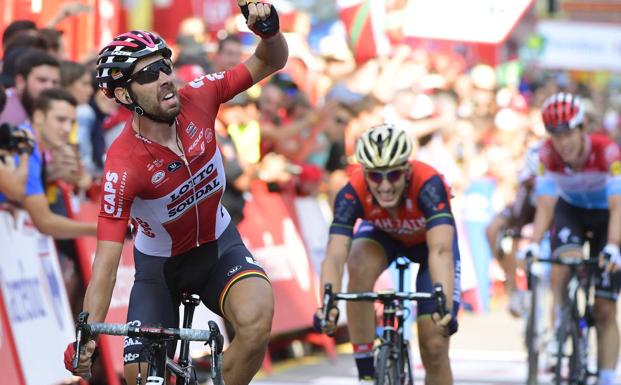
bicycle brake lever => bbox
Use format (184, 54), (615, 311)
(73, 311), (90, 369)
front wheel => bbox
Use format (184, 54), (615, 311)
(525, 275), (540, 385)
(400, 340), (414, 385)
(375, 344), (398, 385)
(553, 308), (584, 385)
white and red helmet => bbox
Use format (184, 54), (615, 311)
(540, 92), (585, 134)
(96, 30), (172, 98)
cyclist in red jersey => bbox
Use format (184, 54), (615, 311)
(315, 124), (461, 385)
(63, 2), (288, 385)
(525, 92), (621, 383)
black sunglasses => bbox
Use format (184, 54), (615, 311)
(128, 59), (173, 85)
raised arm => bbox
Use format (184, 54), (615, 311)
(239, 0), (289, 83)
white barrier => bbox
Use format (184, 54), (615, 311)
(0, 210), (75, 385)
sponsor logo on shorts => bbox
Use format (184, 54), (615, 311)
(227, 265), (242, 276)
(124, 337), (141, 348)
(124, 353), (140, 363)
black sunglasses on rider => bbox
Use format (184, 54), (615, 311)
(365, 166), (409, 184)
(127, 58), (173, 85)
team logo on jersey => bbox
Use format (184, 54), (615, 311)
(147, 159), (164, 171)
(188, 71), (225, 88)
(611, 161), (621, 176)
(189, 129), (204, 152)
(168, 161), (183, 172)
(185, 122), (198, 138)
(103, 171), (127, 217)
(205, 128), (214, 143)
(151, 171), (166, 185)
(166, 161), (222, 218)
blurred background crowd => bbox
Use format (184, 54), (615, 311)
(1, 0), (621, 316)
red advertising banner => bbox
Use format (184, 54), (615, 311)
(0, 287), (25, 385)
(237, 182), (320, 335)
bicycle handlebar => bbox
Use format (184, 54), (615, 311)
(86, 322), (214, 340)
(72, 312), (223, 370)
(320, 282), (448, 333)
(529, 257), (600, 267)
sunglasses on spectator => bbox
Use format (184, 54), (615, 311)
(128, 59), (173, 85)
(365, 166), (409, 184)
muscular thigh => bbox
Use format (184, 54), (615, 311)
(199, 224), (269, 317)
(349, 221), (394, 280)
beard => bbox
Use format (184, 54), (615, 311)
(21, 88), (35, 118)
(133, 85), (180, 123)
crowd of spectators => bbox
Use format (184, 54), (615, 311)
(2, 4), (621, 319)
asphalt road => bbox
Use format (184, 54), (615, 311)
(249, 296), (621, 385)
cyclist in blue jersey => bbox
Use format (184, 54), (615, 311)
(524, 92), (621, 385)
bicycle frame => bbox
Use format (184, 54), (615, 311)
(322, 261), (447, 385)
(533, 257), (598, 384)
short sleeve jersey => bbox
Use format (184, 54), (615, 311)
(330, 160), (455, 247)
(535, 134), (621, 209)
(97, 64), (253, 257)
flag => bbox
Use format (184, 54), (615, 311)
(337, 0), (390, 63)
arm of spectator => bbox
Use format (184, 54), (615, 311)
(46, 2), (91, 28)
(260, 111), (320, 141)
(76, 106), (97, 176)
(22, 193), (97, 239)
(257, 152), (293, 184)
(230, 163), (257, 192)
(0, 153), (29, 202)
(46, 145), (92, 190)
(372, 44), (412, 103)
(401, 116), (448, 139)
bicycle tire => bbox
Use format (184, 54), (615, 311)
(525, 275), (539, 385)
(554, 308), (583, 385)
(400, 340), (414, 385)
(375, 344), (397, 385)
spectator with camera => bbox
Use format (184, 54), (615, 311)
(0, 122), (35, 203)
(0, 87), (96, 239)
